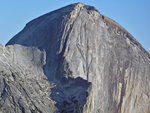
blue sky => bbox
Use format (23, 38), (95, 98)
(0, 0), (150, 53)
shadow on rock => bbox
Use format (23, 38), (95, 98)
(50, 77), (91, 113)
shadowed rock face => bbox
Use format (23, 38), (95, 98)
(0, 2), (149, 113)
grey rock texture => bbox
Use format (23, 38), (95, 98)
(0, 44), (55, 113)
(0, 2), (149, 113)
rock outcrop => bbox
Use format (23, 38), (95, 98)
(0, 3), (149, 113)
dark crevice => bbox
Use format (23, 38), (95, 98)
(50, 76), (91, 113)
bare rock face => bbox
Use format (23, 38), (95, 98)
(0, 3), (149, 113)
(0, 44), (56, 113)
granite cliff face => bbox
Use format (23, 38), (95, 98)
(0, 3), (150, 113)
